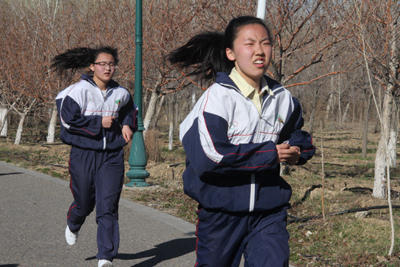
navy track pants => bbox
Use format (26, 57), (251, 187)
(67, 146), (125, 261)
(195, 207), (290, 267)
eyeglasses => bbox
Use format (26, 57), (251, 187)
(94, 61), (117, 69)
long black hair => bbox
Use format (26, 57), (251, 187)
(168, 16), (272, 82)
(51, 45), (119, 77)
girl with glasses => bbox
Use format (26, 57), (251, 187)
(52, 45), (137, 267)
(168, 16), (315, 267)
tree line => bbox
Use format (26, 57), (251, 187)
(0, 0), (399, 200)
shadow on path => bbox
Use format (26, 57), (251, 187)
(0, 172), (23, 176)
(86, 237), (196, 267)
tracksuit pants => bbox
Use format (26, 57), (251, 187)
(195, 207), (290, 267)
(67, 146), (125, 261)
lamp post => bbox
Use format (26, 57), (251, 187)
(257, 0), (266, 19)
(126, 0), (150, 187)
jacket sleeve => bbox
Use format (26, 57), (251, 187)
(180, 88), (279, 178)
(118, 94), (138, 133)
(58, 95), (102, 137)
(278, 97), (315, 165)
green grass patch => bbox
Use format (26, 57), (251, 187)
(51, 171), (63, 179)
(161, 147), (186, 157)
(136, 193), (151, 202)
(36, 168), (50, 174)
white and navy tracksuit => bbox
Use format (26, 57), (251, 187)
(180, 72), (315, 266)
(56, 75), (137, 261)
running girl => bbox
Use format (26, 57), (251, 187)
(168, 16), (315, 267)
(52, 46), (137, 267)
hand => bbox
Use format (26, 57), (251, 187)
(276, 143), (301, 165)
(102, 116), (116, 128)
(122, 125), (133, 143)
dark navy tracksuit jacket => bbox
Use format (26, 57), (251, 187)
(56, 75), (137, 261)
(179, 72), (315, 266)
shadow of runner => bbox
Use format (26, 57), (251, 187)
(86, 237), (196, 266)
(0, 173), (23, 176)
(127, 237), (196, 267)
(0, 265), (19, 267)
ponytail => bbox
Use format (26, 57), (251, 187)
(51, 45), (119, 77)
(51, 47), (95, 77)
(168, 16), (272, 82)
(168, 32), (233, 81)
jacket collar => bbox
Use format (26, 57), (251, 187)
(216, 71), (283, 93)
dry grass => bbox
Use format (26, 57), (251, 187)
(144, 129), (163, 162)
(285, 127), (400, 266)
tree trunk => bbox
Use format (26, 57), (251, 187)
(373, 135), (387, 199)
(168, 95), (175, 151)
(174, 96), (179, 131)
(191, 87), (196, 110)
(150, 94), (165, 129)
(169, 119), (174, 150)
(388, 103), (398, 167)
(373, 23), (399, 197)
(0, 99), (19, 135)
(46, 104), (57, 143)
(373, 118), (380, 134)
(341, 102), (350, 123)
(373, 93), (392, 199)
(143, 84), (160, 138)
(14, 113), (27, 145)
(325, 93), (333, 122)
(325, 65), (335, 122)
(308, 107), (315, 135)
(0, 106), (8, 137)
(338, 79), (342, 127)
(14, 98), (36, 145)
(308, 87), (317, 135)
(361, 93), (372, 158)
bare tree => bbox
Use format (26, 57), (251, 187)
(13, 98), (38, 145)
(138, 0), (207, 137)
(346, 0), (400, 199)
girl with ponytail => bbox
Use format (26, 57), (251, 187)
(169, 16), (315, 267)
(52, 46), (137, 267)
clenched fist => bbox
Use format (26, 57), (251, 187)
(276, 143), (301, 165)
(102, 116), (116, 128)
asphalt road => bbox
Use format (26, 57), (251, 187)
(0, 160), (295, 267)
(0, 161), (196, 267)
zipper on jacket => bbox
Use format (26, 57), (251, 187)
(221, 82), (258, 212)
(254, 94), (271, 143)
(102, 128), (107, 150)
(100, 88), (111, 150)
(249, 173), (256, 212)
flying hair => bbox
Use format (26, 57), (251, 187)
(167, 16), (272, 82)
(168, 32), (231, 81)
(51, 46), (119, 78)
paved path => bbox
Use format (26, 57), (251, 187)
(0, 161), (196, 267)
(0, 161), (295, 267)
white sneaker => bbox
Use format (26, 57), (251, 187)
(98, 259), (113, 267)
(65, 225), (78, 245)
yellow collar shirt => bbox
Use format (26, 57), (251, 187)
(229, 68), (274, 115)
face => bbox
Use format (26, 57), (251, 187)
(226, 23), (272, 89)
(90, 53), (116, 86)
